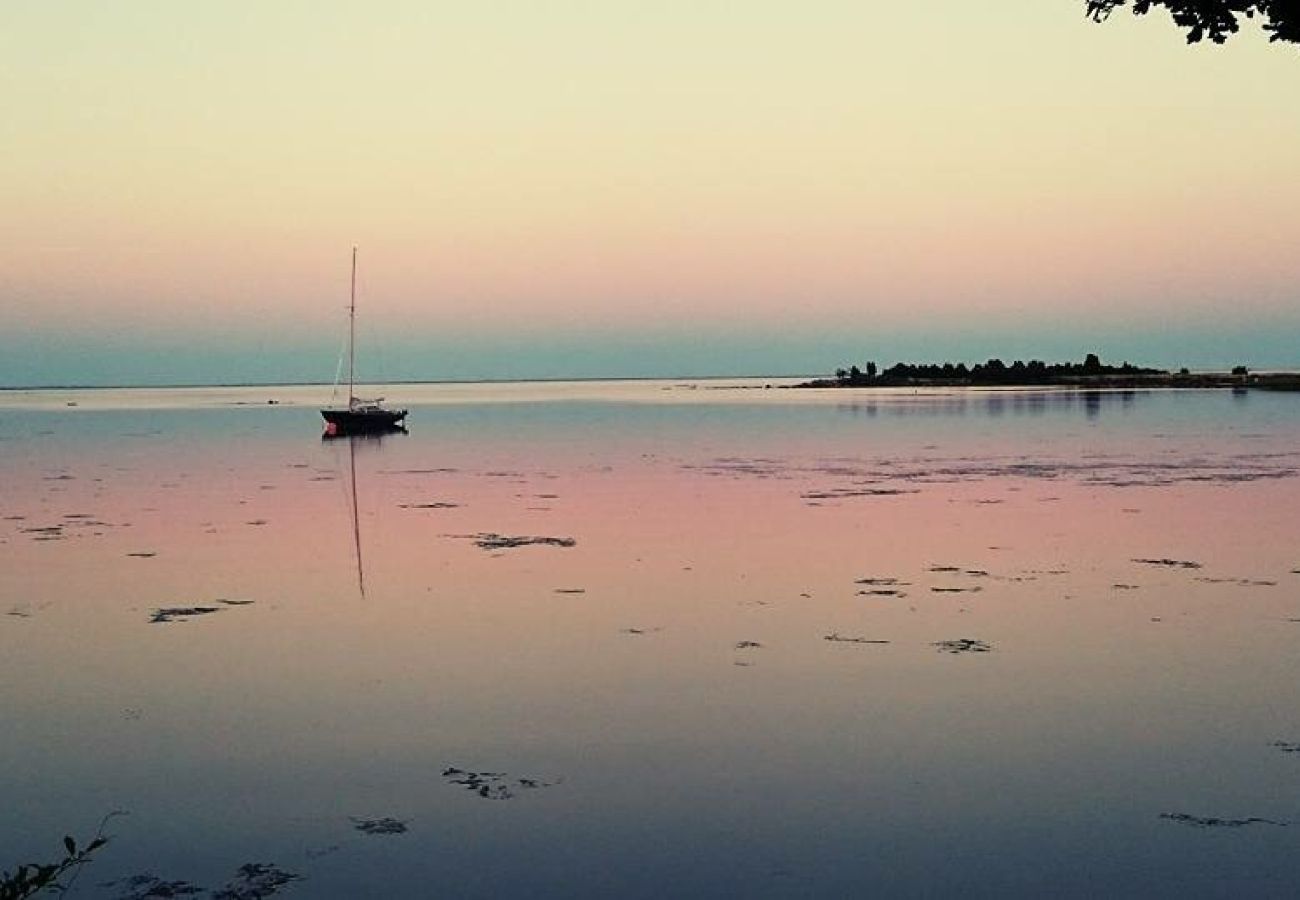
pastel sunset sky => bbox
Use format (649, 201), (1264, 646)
(3, 1), (1297, 386)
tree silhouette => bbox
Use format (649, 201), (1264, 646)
(1086, 1), (1300, 45)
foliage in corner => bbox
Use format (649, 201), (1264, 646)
(1, 834), (108, 900)
(1086, 1), (1300, 44)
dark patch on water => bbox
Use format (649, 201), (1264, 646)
(931, 586), (982, 594)
(553, 588), (586, 594)
(1270, 741), (1300, 753)
(244, 519), (268, 527)
(398, 501), (460, 509)
(621, 627), (661, 635)
(933, 639), (993, 654)
(22, 525), (65, 538)
(210, 863), (301, 899)
(105, 873), (204, 898)
(1112, 583), (1140, 590)
(148, 598), (252, 623)
(1133, 558), (1202, 569)
(824, 633), (889, 644)
(801, 487), (918, 501)
(457, 533), (576, 550)
(734, 640), (763, 650)
(350, 816), (408, 835)
(127, 552), (157, 558)
(441, 766), (559, 800)
(858, 589), (906, 596)
(105, 863), (299, 900)
(855, 577), (909, 586)
(1160, 813), (1288, 828)
(150, 607), (222, 624)
(1194, 576), (1277, 587)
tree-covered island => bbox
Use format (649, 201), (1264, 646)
(795, 354), (1298, 390)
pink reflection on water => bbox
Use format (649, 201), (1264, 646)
(1, 390), (1299, 894)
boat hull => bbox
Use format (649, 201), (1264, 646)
(321, 407), (408, 435)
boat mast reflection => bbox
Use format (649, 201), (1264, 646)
(323, 428), (406, 597)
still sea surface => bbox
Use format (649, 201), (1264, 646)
(2, 380), (1298, 898)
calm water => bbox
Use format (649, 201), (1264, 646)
(2, 381), (1298, 898)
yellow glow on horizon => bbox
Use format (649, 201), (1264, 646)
(3, 1), (1298, 337)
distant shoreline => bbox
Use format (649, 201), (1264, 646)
(792, 354), (1300, 392)
(794, 372), (1300, 391)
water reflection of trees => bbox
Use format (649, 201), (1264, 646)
(836, 389), (1142, 419)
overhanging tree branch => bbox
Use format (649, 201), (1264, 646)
(1085, 1), (1299, 44)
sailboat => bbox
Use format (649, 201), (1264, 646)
(321, 247), (408, 435)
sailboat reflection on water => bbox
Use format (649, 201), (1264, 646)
(322, 429), (403, 597)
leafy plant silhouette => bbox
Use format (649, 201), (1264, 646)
(1, 833), (108, 900)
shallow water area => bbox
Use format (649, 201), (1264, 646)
(2, 380), (1299, 898)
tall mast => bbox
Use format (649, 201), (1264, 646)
(348, 245), (357, 405)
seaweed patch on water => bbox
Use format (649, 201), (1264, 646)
(1270, 741), (1300, 753)
(930, 586), (983, 594)
(1159, 813), (1288, 829)
(148, 601), (250, 623)
(1133, 558), (1202, 569)
(210, 863), (301, 899)
(105, 873), (204, 898)
(824, 633), (889, 645)
(933, 639), (993, 654)
(553, 588), (586, 594)
(149, 607), (222, 624)
(126, 552), (157, 558)
(1193, 576), (1277, 587)
(1112, 583), (1140, 590)
(350, 816), (408, 835)
(22, 525), (65, 541)
(734, 640), (763, 650)
(855, 577), (910, 586)
(858, 589), (906, 597)
(621, 627), (662, 635)
(441, 767), (559, 800)
(452, 533), (576, 550)
(106, 863), (299, 900)
(800, 487), (918, 501)
(398, 501), (460, 509)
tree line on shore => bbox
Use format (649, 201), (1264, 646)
(828, 354), (1165, 386)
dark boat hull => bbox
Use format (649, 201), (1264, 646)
(321, 407), (408, 435)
